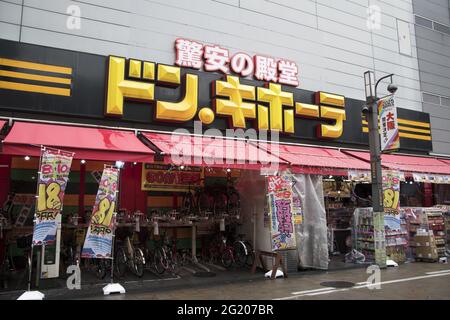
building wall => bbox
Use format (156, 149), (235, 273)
(412, 0), (450, 156)
(0, 0), (423, 110)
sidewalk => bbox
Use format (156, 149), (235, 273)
(0, 260), (368, 300)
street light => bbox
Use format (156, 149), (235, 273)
(363, 71), (397, 269)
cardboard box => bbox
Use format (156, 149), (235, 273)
(415, 247), (438, 260)
(414, 235), (436, 247)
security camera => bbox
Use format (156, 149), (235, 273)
(361, 105), (370, 114)
(387, 84), (398, 94)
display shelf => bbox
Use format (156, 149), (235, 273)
(425, 210), (446, 258)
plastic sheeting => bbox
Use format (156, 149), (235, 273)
(292, 174), (329, 270)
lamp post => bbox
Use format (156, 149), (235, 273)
(363, 71), (397, 269)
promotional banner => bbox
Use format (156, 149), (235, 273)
(82, 166), (119, 259)
(413, 173), (450, 184)
(267, 175), (296, 250)
(292, 195), (303, 225)
(32, 148), (73, 245)
(379, 96), (400, 152)
(348, 170), (371, 182)
(141, 163), (203, 192)
(382, 170), (401, 216)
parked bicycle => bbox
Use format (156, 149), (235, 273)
(204, 232), (254, 269)
(115, 226), (145, 278)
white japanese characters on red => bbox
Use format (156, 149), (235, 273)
(174, 38), (299, 87)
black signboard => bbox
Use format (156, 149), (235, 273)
(0, 39), (432, 154)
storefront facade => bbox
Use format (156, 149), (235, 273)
(0, 0), (449, 294)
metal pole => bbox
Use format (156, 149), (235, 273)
(110, 166), (121, 284)
(110, 218), (116, 284)
(27, 245), (33, 291)
(366, 98), (387, 269)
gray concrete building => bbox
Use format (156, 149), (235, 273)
(413, 0), (450, 156)
(0, 0), (448, 155)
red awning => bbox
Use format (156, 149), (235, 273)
(256, 142), (370, 175)
(345, 151), (450, 175)
(141, 132), (288, 170)
(0, 120), (6, 130)
(1, 122), (154, 162)
(438, 159), (450, 167)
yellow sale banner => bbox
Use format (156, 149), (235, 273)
(382, 170), (401, 216)
(32, 148), (73, 245)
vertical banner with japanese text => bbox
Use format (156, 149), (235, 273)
(379, 96), (400, 152)
(32, 148), (73, 245)
(82, 166), (119, 259)
(267, 175), (296, 250)
(383, 170), (401, 217)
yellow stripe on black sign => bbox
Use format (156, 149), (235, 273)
(0, 58), (72, 97)
(0, 58), (72, 75)
(361, 126), (432, 141)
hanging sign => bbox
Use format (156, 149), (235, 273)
(141, 163), (203, 192)
(413, 173), (450, 184)
(379, 96), (400, 152)
(382, 170), (401, 216)
(82, 166), (119, 259)
(292, 195), (303, 225)
(267, 175), (296, 250)
(32, 148), (73, 245)
(348, 170), (371, 182)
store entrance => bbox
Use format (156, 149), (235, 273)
(324, 177), (372, 270)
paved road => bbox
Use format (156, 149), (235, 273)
(94, 262), (450, 300)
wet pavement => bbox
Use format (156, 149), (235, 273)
(1, 262), (449, 300)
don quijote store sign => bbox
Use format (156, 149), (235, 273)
(0, 38), (433, 168)
(108, 39), (341, 136)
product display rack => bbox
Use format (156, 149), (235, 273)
(326, 195), (354, 254)
(434, 205), (450, 254)
(353, 208), (375, 262)
(385, 212), (408, 263)
(353, 208), (408, 263)
(426, 209), (446, 258)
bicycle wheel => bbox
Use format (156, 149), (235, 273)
(167, 250), (180, 275)
(115, 247), (127, 277)
(245, 243), (255, 268)
(221, 249), (234, 269)
(95, 259), (107, 280)
(153, 248), (166, 274)
(233, 241), (247, 267)
(133, 248), (145, 278)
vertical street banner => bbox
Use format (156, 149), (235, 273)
(383, 170), (401, 217)
(82, 166), (119, 259)
(32, 148), (74, 245)
(379, 96), (400, 152)
(267, 175), (296, 250)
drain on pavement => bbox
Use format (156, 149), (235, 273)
(320, 281), (355, 288)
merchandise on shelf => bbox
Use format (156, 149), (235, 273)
(434, 205), (450, 254)
(353, 207), (408, 264)
(402, 207), (447, 261)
